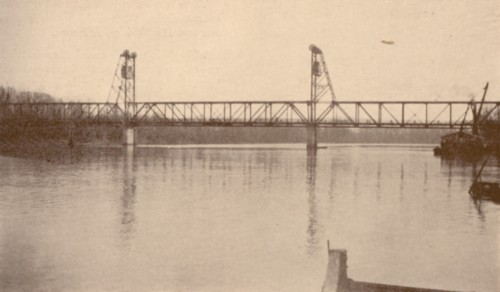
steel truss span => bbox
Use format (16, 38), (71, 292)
(0, 101), (499, 129)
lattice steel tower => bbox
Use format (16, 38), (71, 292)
(307, 44), (336, 150)
(107, 50), (137, 125)
(309, 44), (336, 123)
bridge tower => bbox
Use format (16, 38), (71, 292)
(308, 45), (336, 150)
(108, 50), (137, 145)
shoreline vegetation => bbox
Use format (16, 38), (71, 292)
(1, 86), (498, 159)
(0, 86), (60, 104)
(482, 115), (500, 154)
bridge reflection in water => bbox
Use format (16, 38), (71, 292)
(1, 145), (498, 291)
(121, 147), (137, 243)
(306, 148), (321, 256)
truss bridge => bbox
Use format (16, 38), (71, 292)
(1, 46), (498, 148)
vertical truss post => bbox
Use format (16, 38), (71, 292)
(378, 103), (382, 126)
(223, 104), (226, 123)
(249, 103), (252, 123)
(190, 103), (193, 123)
(425, 103), (428, 127)
(244, 104), (247, 123)
(269, 103), (272, 124)
(203, 104), (206, 123)
(449, 103), (452, 128)
(402, 103), (405, 127)
(355, 103), (360, 125)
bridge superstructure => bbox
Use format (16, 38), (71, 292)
(2, 100), (498, 128)
(0, 46), (498, 147)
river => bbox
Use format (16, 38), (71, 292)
(0, 144), (498, 292)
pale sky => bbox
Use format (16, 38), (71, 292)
(1, 0), (499, 102)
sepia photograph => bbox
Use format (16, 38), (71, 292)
(0, 1), (499, 291)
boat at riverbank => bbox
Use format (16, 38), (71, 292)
(433, 83), (498, 159)
(433, 131), (486, 159)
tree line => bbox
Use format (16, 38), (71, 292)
(0, 86), (59, 103)
(482, 110), (500, 153)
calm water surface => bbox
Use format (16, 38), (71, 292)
(0, 144), (499, 292)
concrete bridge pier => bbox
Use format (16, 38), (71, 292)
(307, 126), (318, 150)
(123, 128), (136, 146)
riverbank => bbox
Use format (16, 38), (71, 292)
(1, 125), (452, 147)
(0, 125), (457, 161)
(0, 125), (122, 161)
